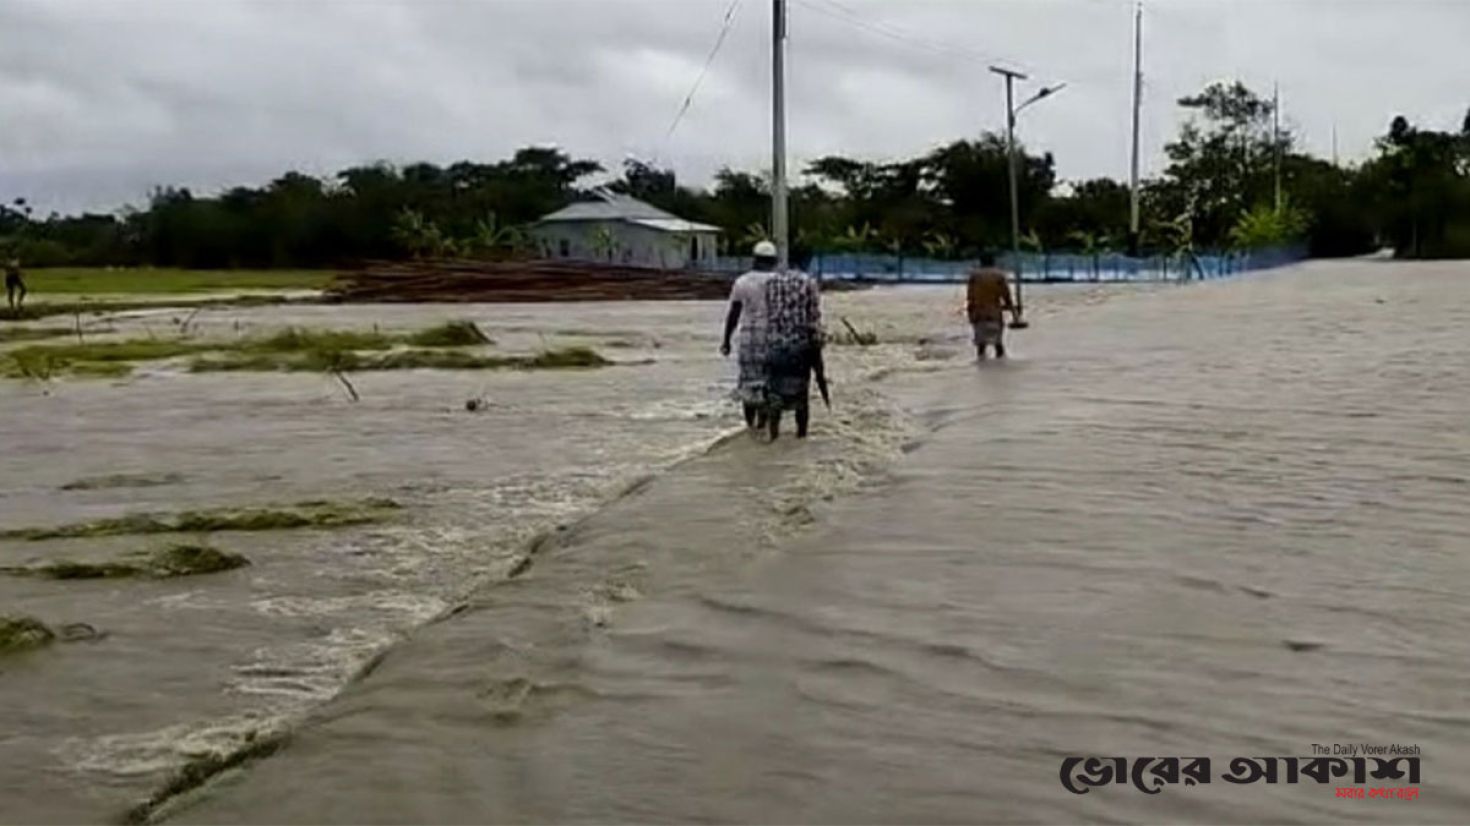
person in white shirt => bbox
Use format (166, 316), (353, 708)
(720, 241), (779, 429)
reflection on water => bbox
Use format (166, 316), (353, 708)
(5, 262), (1469, 823)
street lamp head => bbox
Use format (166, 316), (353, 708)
(1017, 82), (1068, 115)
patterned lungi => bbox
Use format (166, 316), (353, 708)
(971, 318), (1005, 347)
(735, 329), (770, 405)
(765, 342), (813, 411)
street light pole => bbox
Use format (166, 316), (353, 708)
(1128, 2), (1143, 254)
(990, 66), (1064, 319)
(990, 65), (1027, 313)
(1272, 82), (1282, 212)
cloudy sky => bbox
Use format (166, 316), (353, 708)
(2, 0), (1467, 214)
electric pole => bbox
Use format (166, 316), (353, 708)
(990, 65), (1026, 312)
(1128, 2), (1143, 255)
(1273, 82), (1282, 211)
(772, 0), (789, 268)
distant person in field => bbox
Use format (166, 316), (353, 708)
(4, 258), (25, 311)
(721, 241), (779, 430)
(762, 252), (825, 440)
(966, 251), (1018, 360)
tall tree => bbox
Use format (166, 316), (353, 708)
(1158, 81), (1286, 247)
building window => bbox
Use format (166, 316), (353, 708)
(559, 239), (570, 258)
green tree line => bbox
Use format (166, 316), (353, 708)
(3, 82), (1468, 268)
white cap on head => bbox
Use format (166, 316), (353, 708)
(752, 240), (778, 259)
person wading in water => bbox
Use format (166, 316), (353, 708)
(966, 251), (1019, 361)
(4, 258), (26, 312)
(762, 254), (824, 441)
(721, 241), (779, 430)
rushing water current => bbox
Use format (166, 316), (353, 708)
(2, 260), (1467, 823)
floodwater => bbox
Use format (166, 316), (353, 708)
(3, 260), (1468, 823)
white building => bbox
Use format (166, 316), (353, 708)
(531, 191), (721, 270)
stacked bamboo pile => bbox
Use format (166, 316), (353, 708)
(326, 259), (865, 304)
(325, 259), (737, 304)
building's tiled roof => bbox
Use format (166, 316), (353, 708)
(538, 191), (716, 233)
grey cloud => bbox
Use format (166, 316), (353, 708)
(1, 0), (1466, 214)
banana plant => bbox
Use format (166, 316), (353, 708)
(921, 231), (957, 259)
(1161, 194), (1203, 279)
(1068, 230), (1102, 280)
(740, 222), (770, 249)
(1228, 197), (1310, 250)
(1016, 229), (1047, 281)
(1020, 229), (1045, 253)
(391, 208), (446, 259)
(832, 222), (878, 253)
(469, 211), (528, 257)
(590, 225), (620, 262)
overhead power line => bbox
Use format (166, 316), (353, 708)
(796, 0), (1128, 90)
(665, 0), (747, 142)
(795, 0), (1015, 68)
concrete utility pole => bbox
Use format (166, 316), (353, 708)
(1128, 2), (1143, 253)
(1273, 82), (1282, 211)
(772, 0), (790, 268)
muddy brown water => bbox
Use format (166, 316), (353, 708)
(3, 261), (1468, 823)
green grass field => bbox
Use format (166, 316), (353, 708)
(23, 268), (339, 296)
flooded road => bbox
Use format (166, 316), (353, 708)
(5, 260), (1469, 823)
(1, 283), (987, 822)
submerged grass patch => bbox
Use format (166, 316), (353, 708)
(1, 498), (401, 541)
(2, 348), (135, 380)
(191, 345), (610, 374)
(241, 327), (394, 353)
(2, 323), (482, 379)
(61, 472), (186, 491)
(2, 315), (609, 380)
(68, 361), (134, 378)
(146, 543), (249, 576)
(0, 615), (56, 654)
(1, 339), (215, 379)
(405, 320), (492, 347)
(523, 346), (608, 369)
(186, 350), (390, 373)
(363, 350), (508, 371)
(1, 544), (250, 580)
(0, 326), (73, 344)
(0, 326), (388, 379)
(14, 560), (140, 580)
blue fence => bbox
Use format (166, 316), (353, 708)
(714, 245), (1307, 283)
